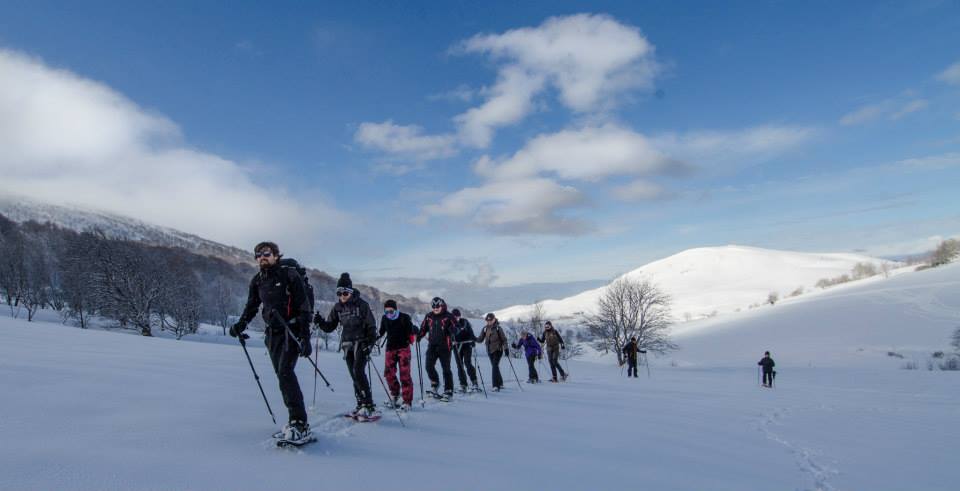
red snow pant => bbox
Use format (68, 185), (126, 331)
(384, 347), (414, 405)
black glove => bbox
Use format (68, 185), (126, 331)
(538, 354), (543, 360)
(313, 312), (324, 325)
(298, 335), (312, 358)
(504, 348), (509, 356)
(229, 320), (247, 338)
(561, 344), (565, 350)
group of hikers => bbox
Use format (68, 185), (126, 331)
(227, 241), (573, 445)
(227, 241), (778, 445)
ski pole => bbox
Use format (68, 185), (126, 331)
(504, 348), (524, 391)
(415, 338), (425, 408)
(312, 329), (320, 406)
(270, 310), (334, 392)
(367, 356), (405, 427)
(238, 334), (277, 425)
(473, 346), (488, 399)
(758, 366), (761, 387)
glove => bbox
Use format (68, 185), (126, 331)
(561, 344), (565, 350)
(504, 348), (509, 356)
(538, 354), (542, 360)
(313, 312), (324, 325)
(298, 336), (312, 358)
(229, 320), (247, 338)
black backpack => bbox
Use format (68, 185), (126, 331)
(278, 258), (315, 312)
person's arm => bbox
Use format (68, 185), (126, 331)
(465, 320), (477, 342)
(238, 277), (261, 325)
(476, 326), (487, 343)
(378, 319), (387, 339)
(286, 269), (312, 336)
(405, 314), (417, 344)
(363, 302), (377, 342)
(317, 306), (339, 333)
(417, 317), (428, 341)
(556, 331), (565, 349)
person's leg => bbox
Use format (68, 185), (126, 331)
(425, 345), (440, 391)
(440, 348), (454, 394)
(353, 345), (373, 406)
(270, 332), (307, 423)
(462, 345), (478, 385)
(384, 348), (401, 400)
(489, 351), (503, 388)
(453, 343), (468, 388)
(345, 348), (362, 406)
(398, 347), (414, 405)
(548, 349), (559, 380)
(526, 355), (536, 381)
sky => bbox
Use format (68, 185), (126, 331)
(1, 0), (959, 287)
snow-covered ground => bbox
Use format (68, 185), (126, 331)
(496, 245), (898, 323)
(1, 263), (959, 490)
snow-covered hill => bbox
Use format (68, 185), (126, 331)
(496, 245), (898, 322)
(0, 193), (252, 265)
(1, 261), (958, 490)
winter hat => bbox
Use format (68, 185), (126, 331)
(544, 321), (553, 328)
(336, 273), (353, 290)
(451, 308), (461, 317)
(484, 313), (495, 321)
(384, 299), (398, 310)
(431, 297), (446, 309)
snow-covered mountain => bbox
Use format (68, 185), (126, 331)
(0, 193), (252, 265)
(495, 245), (899, 323)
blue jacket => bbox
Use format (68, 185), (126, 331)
(514, 335), (542, 358)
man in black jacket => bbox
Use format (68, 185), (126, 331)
(451, 309), (480, 393)
(316, 273), (379, 419)
(416, 297), (458, 401)
(231, 241), (312, 440)
(378, 299), (417, 410)
(758, 351), (776, 388)
(621, 336), (646, 378)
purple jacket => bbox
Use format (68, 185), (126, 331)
(514, 335), (542, 358)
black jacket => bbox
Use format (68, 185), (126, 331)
(317, 294), (377, 345)
(379, 312), (417, 351)
(239, 263), (312, 336)
(453, 318), (477, 345)
(418, 309), (457, 349)
(622, 341), (645, 360)
(758, 356), (775, 372)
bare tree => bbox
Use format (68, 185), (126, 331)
(951, 326), (960, 353)
(527, 302), (546, 340)
(767, 292), (779, 305)
(582, 277), (676, 364)
(931, 239), (960, 267)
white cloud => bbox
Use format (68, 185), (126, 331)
(354, 120), (457, 161)
(422, 177), (590, 235)
(840, 98), (929, 125)
(651, 125), (815, 171)
(0, 48), (345, 251)
(475, 124), (678, 181)
(455, 13), (658, 147)
(612, 180), (672, 202)
(427, 84), (478, 103)
(936, 60), (960, 85)
(897, 152), (960, 170)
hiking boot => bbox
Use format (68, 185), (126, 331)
(356, 405), (381, 421)
(282, 420), (310, 441)
(550, 377), (558, 383)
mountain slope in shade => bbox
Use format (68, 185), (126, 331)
(495, 245), (898, 323)
(0, 193), (252, 265)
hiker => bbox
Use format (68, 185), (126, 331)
(476, 313), (509, 391)
(537, 321), (567, 382)
(621, 336), (646, 378)
(315, 273), (380, 420)
(416, 297), (458, 401)
(758, 351), (776, 388)
(378, 299), (417, 411)
(231, 241), (313, 441)
(452, 308), (481, 393)
(513, 331), (542, 383)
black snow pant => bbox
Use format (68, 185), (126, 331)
(454, 343), (478, 387)
(763, 370), (774, 386)
(525, 355), (539, 382)
(547, 348), (566, 380)
(265, 329), (307, 423)
(344, 342), (373, 407)
(425, 344), (454, 394)
(488, 350), (504, 388)
(627, 357), (638, 377)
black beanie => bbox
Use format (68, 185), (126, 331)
(384, 299), (397, 310)
(451, 308), (461, 317)
(337, 273), (353, 290)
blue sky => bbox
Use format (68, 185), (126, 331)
(1, 0), (958, 286)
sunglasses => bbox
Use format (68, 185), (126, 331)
(255, 251), (273, 258)
(384, 309), (396, 314)
(336, 288), (353, 297)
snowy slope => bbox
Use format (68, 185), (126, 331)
(0, 193), (253, 265)
(1, 262), (959, 490)
(496, 245), (897, 322)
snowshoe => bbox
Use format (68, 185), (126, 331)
(469, 384), (483, 393)
(400, 403), (412, 412)
(458, 386), (468, 394)
(383, 398), (401, 410)
(275, 421), (315, 448)
(355, 405), (382, 422)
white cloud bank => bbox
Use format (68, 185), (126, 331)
(0, 48), (344, 251)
